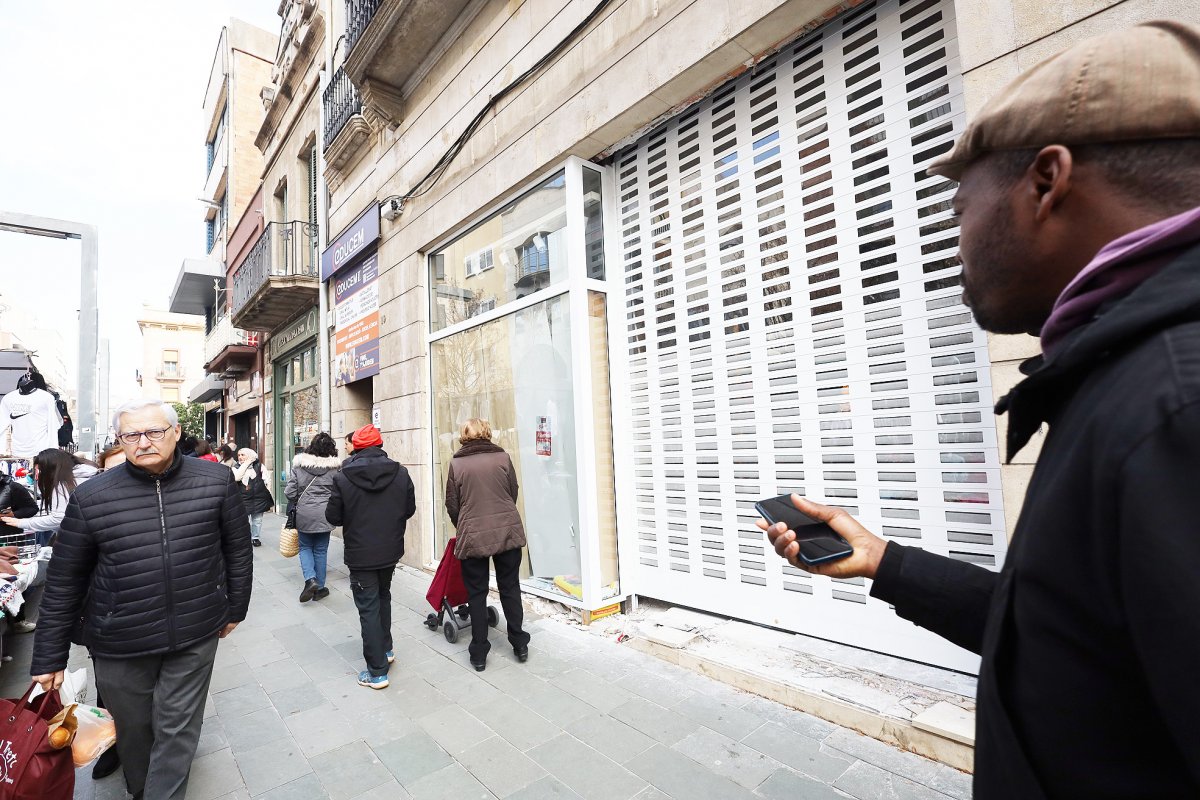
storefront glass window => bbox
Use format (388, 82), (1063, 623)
(428, 171), (567, 332)
(583, 166), (605, 280)
(431, 293), (582, 594)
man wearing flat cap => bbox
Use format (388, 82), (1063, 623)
(326, 425), (415, 689)
(763, 20), (1200, 799)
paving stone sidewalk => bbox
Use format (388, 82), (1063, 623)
(3, 515), (972, 799)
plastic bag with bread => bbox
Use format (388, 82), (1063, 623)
(46, 703), (117, 767)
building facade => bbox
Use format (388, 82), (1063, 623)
(135, 308), (205, 406)
(169, 19), (277, 444)
(294, 0), (1200, 672)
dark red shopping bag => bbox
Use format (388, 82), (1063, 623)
(0, 683), (75, 799)
(425, 537), (468, 609)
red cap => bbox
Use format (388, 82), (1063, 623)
(350, 424), (383, 449)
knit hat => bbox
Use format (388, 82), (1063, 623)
(929, 20), (1200, 180)
(350, 424), (382, 449)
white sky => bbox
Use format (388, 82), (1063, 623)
(0, 0), (280, 408)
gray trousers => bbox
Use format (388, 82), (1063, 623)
(94, 634), (220, 800)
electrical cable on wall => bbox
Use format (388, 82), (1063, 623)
(382, 0), (613, 214)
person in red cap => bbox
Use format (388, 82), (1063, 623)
(325, 424), (415, 689)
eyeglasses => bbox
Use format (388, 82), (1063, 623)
(117, 428), (171, 445)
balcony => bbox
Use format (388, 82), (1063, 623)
(323, 67), (371, 173)
(343, 0), (480, 125)
(156, 365), (185, 382)
(231, 221), (320, 333)
(204, 314), (260, 378)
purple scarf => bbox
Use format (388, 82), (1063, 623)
(1041, 205), (1200, 355)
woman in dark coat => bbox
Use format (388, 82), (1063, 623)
(234, 448), (274, 547)
(284, 433), (341, 603)
(444, 418), (530, 671)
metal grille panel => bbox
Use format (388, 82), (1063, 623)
(615, 0), (1001, 671)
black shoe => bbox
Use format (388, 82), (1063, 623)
(92, 745), (120, 780)
(252, 538), (262, 547)
(299, 579), (319, 603)
(470, 658), (486, 672)
(514, 646), (529, 663)
(314, 586), (330, 600)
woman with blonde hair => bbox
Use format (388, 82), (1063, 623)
(444, 418), (530, 671)
(234, 448), (273, 547)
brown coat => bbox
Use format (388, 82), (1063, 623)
(445, 442), (526, 559)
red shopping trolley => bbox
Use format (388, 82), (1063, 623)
(423, 537), (498, 643)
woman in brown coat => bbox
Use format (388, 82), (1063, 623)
(445, 418), (531, 671)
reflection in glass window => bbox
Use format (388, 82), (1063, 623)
(582, 167), (605, 279)
(429, 171), (567, 332)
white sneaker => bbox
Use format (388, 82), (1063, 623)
(11, 621), (35, 634)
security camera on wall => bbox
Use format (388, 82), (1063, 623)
(381, 197), (404, 222)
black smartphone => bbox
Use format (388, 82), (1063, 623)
(755, 494), (854, 565)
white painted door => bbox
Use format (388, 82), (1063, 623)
(612, 0), (1001, 672)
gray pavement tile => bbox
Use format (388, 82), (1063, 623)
(350, 778), (413, 799)
(389, 637), (443, 668)
(270, 681), (329, 717)
(822, 728), (972, 800)
(505, 776), (585, 800)
(196, 716), (230, 759)
(834, 761), (956, 800)
(458, 735), (548, 797)
(310, 740), (396, 800)
(302, 654), (359, 683)
(609, 698), (700, 746)
(755, 768), (850, 800)
(526, 734), (648, 800)
(211, 683), (272, 719)
(317, 673), (398, 716)
(237, 637), (291, 668)
(221, 705), (290, 755)
(333, 638), (368, 664)
(625, 743), (755, 800)
(565, 714), (656, 765)
(372, 730), (454, 785)
(673, 727), (782, 789)
(213, 641), (247, 669)
(403, 761), (495, 800)
(354, 706), (420, 746)
(186, 746), (245, 800)
(615, 670), (696, 707)
(520, 652), (575, 681)
(550, 668), (633, 713)
(469, 694), (562, 752)
(311, 622), (362, 647)
(285, 702), (363, 758)
(741, 723), (855, 784)
(253, 657), (313, 694)
(672, 693), (766, 740)
(738, 696), (837, 742)
(631, 789), (672, 800)
(209, 791), (252, 800)
(509, 681), (596, 728)
(417, 704), (496, 755)
(254, 773), (331, 800)
(232, 736), (313, 797)
(389, 678), (453, 719)
(434, 670), (505, 706)
(209, 662), (258, 694)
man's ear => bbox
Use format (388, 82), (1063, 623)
(1029, 145), (1074, 223)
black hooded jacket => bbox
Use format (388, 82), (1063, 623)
(325, 447), (415, 571)
(31, 452), (253, 673)
(870, 243), (1200, 798)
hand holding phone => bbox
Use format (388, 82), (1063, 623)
(757, 494), (890, 579)
(755, 494), (853, 565)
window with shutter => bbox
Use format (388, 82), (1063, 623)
(614, 0), (998, 671)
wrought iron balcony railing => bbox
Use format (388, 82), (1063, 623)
(323, 67), (362, 150)
(345, 0), (382, 58)
(231, 221), (319, 320)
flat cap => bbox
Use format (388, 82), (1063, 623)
(929, 20), (1200, 180)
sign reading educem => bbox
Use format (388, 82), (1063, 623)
(321, 203), (380, 281)
(333, 253), (380, 387)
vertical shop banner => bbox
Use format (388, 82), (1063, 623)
(333, 253), (381, 387)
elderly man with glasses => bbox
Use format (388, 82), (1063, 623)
(29, 399), (253, 800)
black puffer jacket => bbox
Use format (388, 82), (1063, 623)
(31, 453), (253, 673)
(237, 460), (275, 514)
(326, 447), (415, 570)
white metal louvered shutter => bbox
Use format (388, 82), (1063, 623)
(614, 0), (1001, 672)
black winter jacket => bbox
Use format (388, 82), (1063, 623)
(871, 244), (1200, 798)
(325, 447), (415, 571)
(31, 453), (253, 673)
(238, 460), (274, 514)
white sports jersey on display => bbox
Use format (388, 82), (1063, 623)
(0, 389), (61, 457)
